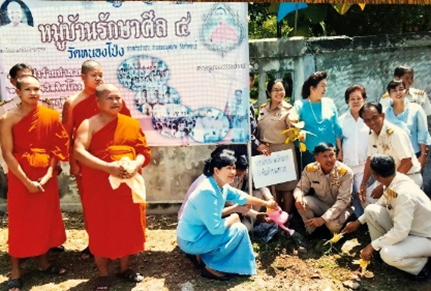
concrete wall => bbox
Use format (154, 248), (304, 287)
(2, 32), (431, 214)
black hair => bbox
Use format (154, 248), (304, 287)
(386, 79), (405, 93)
(16, 75), (39, 89)
(359, 102), (383, 119)
(266, 79), (285, 98)
(301, 71), (327, 99)
(9, 63), (33, 79)
(344, 85), (367, 104)
(313, 142), (335, 155)
(249, 71), (255, 79)
(81, 60), (102, 74)
(370, 154), (396, 178)
(394, 65), (413, 78)
(203, 148), (236, 177)
(236, 154), (248, 171)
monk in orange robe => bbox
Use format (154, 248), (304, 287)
(74, 84), (150, 290)
(1, 75), (69, 291)
(62, 60), (130, 259)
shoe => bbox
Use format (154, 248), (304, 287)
(201, 267), (231, 281)
(186, 254), (204, 269)
(413, 266), (430, 281)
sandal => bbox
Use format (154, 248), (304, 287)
(186, 254), (204, 269)
(117, 268), (144, 283)
(94, 276), (110, 291)
(81, 246), (93, 260)
(38, 264), (67, 275)
(201, 266), (231, 281)
(6, 278), (23, 291)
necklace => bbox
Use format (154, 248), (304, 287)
(309, 100), (323, 124)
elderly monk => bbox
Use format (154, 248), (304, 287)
(1, 75), (69, 291)
(74, 84), (151, 290)
(62, 59), (131, 259)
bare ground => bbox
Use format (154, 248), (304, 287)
(0, 212), (430, 291)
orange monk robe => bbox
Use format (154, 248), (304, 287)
(80, 114), (151, 259)
(8, 106), (69, 258)
(72, 95), (131, 196)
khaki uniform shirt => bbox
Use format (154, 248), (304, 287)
(380, 88), (431, 116)
(293, 161), (353, 222)
(368, 120), (421, 175)
(257, 100), (298, 145)
(369, 173), (431, 251)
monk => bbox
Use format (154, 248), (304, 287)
(74, 84), (151, 290)
(0, 75), (69, 291)
(62, 60), (131, 259)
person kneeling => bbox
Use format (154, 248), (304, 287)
(293, 142), (354, 236)
(343, 154), (431, 281)
(176, 149), (277, 280)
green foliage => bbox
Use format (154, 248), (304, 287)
(248, 3), (431, 38)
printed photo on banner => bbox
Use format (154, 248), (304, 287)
(251, 149), (297, 189)
(0, 1), (249, 146)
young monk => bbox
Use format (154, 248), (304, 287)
(0, 76), (69, 291)
(74, 84), (151, 290)
(62, 60), (131, 259)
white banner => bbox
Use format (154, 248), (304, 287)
(0, 1), (249, 146)
(251, 149), (296, 188)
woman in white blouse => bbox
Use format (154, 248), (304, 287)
(338, 85), (369, 217)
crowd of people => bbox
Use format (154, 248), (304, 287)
(1, 62), (431, 290)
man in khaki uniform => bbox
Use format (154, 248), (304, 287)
(294, 142), (353, 235)
(358, 102), (422, 204)
(343, 154), (431, 281)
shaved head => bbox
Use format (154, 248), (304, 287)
(81, 60), (102, 74)
(96, 84), (120, 99)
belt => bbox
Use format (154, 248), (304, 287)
(408, 172), (421, 176)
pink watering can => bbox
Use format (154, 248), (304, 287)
(267, 206), (295, 235)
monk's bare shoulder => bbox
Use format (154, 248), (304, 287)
(2, 108), (23, 127)
(67, 91), (88, 108)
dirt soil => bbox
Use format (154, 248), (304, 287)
(0, 212), (431, 291)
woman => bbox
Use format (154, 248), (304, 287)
(256, 79), (299, 213)
(384, 80), (431, 168)
(177, 149), (276, 280)
(338, 85), (369, 217)
(294, 71), (342, 168)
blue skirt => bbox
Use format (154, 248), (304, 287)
(177, 223), (257, 275)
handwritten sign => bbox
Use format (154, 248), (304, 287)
(0, 1), (249, 146)
(251, 149), (296, 188)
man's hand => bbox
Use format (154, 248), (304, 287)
(360, 244), (375, 261)
(70, 161), (81, 177)
(418, 154), (427, 168)
(337, 149), (343, 162)
(371, 183), (384, 199)
(358, 183), (367, 203)
(38, 170), (53, 187)
(295, 197), (306, 212)
(26, 180), (44, 193)
(257, 144), (271, 156)
(105, 162), (127, 178)
(305, 217), (325, 228)
(342, 220), (361, 234)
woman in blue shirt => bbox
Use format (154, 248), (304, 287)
(177, 149), (277, 280)
(384, 80), (431, 168)
(294, 71), (342, 169)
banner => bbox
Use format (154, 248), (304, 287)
(251, 149), (296, 188)
(0, 1), (250, 146)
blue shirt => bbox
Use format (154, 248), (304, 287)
(177, 176), (249, 242)
(294, 97), (342, 152)
(384, 100), (431, 153)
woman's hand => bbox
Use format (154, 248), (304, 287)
(257, 144), (271, 156)
(337, 149), (343, 162)
(265, 199), (278, 209)
(226, 213), (241, 227)
(234, 204), (251, 216)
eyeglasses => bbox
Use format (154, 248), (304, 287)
(271, 88), (285, 92)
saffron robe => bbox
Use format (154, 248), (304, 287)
(80, 114), (151, 259)
(7, 106), (69, 258)
(72, 95), (131, 196)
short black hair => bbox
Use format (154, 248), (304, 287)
(394, 65), (413, 78)
(344, 85), (366, 104)
(313, 142), (335, 155)
(359, 102), (383, 119)
(370, 154), (396, 178)
(249, 71), (255, 79)
(301, 71), (327, 99)
(9, 63), (34, 79)
(236, 155), (248, 171)
(386, 79), (405, 93)
(203, 148), (236, 177)
(16, 75), (39, 89)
